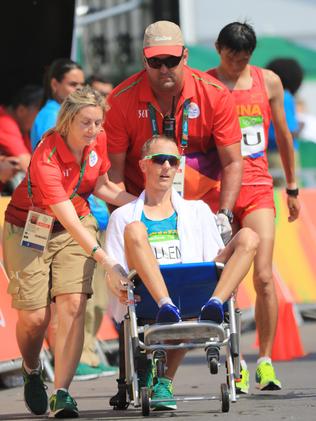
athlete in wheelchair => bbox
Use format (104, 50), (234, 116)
(105, 135), (259, 414)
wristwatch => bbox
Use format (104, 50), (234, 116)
(218, 208), (234, 224)
(286, 188), (299, 198)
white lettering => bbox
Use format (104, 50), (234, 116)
(138, 109), (149, 118)
(154, 36), (172, 41)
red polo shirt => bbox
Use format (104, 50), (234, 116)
(5, 130), (110, 227)
(105, 65), (241, 207)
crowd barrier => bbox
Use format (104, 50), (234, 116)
(1, 190), (315, 373)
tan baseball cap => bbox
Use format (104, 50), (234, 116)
(143, 21), (184, 58)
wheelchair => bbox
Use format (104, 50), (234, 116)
(109, 261), (241, 415)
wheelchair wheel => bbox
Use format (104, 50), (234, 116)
(141, 387), (150, 416)
(209, 357), (219, 374)
(221, 383), (230, 413)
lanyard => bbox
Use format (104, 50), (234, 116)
(27, 153), (88, 201)
(147, 99), (191, 150)
(69, 159), (87, 199)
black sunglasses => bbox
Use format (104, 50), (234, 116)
(146, 51), (184, 69)
(144, 153), (181, 167)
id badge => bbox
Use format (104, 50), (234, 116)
(172, 155), (186, 196)
(21, 209), (54, 253)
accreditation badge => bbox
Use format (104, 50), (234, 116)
(172, 155), (186, 196)
(21, 209), (54, 253)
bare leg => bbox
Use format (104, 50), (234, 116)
(124, 221), (170, 304)
(242, 209), (277, 357)
(165, 349), (187, 380)
(17, 307), (51, 369)
(54, 293), (87, 389)
(45, 303), (57, 355)
(213, 227), (259, 301)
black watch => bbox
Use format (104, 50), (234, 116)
(218, 208), (234, 224)
(286, 188), (299, 198)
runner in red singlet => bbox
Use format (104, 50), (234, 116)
(208, 21), (300, 394)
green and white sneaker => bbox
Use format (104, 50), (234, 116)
(151, 377), (177, 411)
(235, 367), (250, 394)
(97, 362), (118, 377)
(49, 390), (79, 418)
(73, 362), (100, 381)
(22, 362), (48, 415)
(255, 361), (282, 391)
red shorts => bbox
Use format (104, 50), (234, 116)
(233, 184), (275, 224)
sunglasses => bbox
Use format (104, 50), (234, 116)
(143, 153), (181, 167)
(146, 52), (184, 69)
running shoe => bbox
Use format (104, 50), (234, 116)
(235, 367), (250, 394)
(96, 362), (118, 377)
(199, 298), (224, 323)
(156, 304), (181, 323)
(22, 362), (48, 415)
(255, 361), (282, 390)
(73, 362), (100, 381)
(49, 390), (79, 418)
(151, 377), (177, 410)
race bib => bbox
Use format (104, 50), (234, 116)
(149, 233), (181, 265)
(239, 115), (265, 157)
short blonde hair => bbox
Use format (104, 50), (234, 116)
(55, 86), (105, 136)
(141, 135), (177, 158)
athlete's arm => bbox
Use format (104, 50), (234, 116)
(264, 69), (297, 188)
(264, 69), (300, 221)
(108, 151), (127, 191)
(217, 142), (243, 210)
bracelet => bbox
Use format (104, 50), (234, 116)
(286, 188), (299, 197)
(91, 245), (101, 257)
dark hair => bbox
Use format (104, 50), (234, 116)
(42, 58), (83, 106)
(85, 74), (113, 86)
(216, 22), (257, 54)
(10, 85), (43, 109)
(266, 58), (304, 95)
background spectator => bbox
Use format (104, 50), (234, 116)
(86, 74), (113, 102)
(0, 85), (42, 193)
(31, 58), (84, 150)
(78, 74), (117, 379)
(267, 58), (304, 186)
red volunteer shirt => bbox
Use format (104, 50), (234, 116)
(5, 130), (110, 228)
(105, 66), (241, 206)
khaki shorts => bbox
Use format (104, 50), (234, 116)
(3, 214), (98, 311)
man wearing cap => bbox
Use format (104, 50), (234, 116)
(105, 20), (243, 244)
